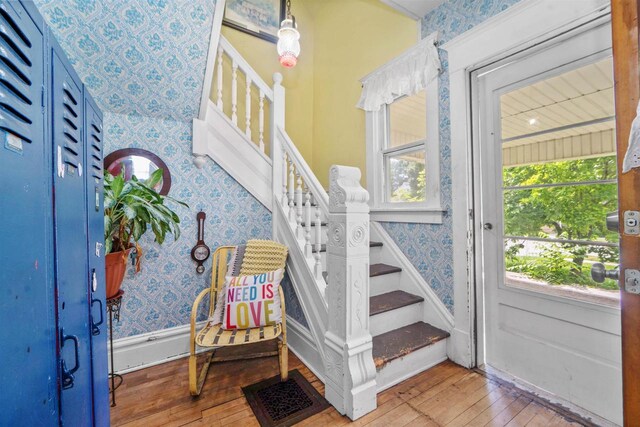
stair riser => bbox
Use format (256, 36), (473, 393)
(375, 339), (448, 392)
(370, 272), (402, 296)
(369, 246), (385, 265)
(370, 302), (423, 336)
(316, 245), (383, 267)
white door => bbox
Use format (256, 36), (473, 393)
(474, 20), (622, 424)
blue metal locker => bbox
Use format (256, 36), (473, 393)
(0, 1), (59, 425)
(84, 92), (109, 427)
(50, 35), (94, 425)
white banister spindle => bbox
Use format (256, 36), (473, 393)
(304, 190), (312, 257)
(288, 160), (295, 223)
(259, 90), (265, 153)
(245, 77), (252, 140)
(231, 60), (238, 125)
(216, 46), (223, 109)
(324, 165), (376, 419)
(282, 151), (288, 206)
(296, 173), (303, 238)
(314, 207), (322, 280)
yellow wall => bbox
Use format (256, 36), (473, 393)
(212, 0), (416, 188)
(306, 0), (416, 187)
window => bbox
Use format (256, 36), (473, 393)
(386, 91), (427, 203)
(365, 84), (442, 223)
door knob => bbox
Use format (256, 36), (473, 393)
(590, 262), (619, 283)
(483, 223), (493, 230)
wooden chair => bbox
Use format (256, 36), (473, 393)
(189, 240), (289, 396)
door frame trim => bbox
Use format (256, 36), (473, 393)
(442, 0), (611, 368)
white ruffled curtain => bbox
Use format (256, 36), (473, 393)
(357, 36), (441, 112)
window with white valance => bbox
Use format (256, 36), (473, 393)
(357, 33), (441, 112)
(361, 32), (443, 224)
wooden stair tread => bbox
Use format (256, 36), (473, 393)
(372, 322), (449, 369)
(370, 263), (402, 277)
(312, 241), (383, 254)
(322, 263), (401, 282)
(301, 221), (327, 227)
(370, 290), (423, 316)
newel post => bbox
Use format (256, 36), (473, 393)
(324, 165), (377, 419)
(271, 72), (285, 238)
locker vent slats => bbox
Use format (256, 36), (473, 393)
(0, 3), (37, 145)
(89, 113), (102, 179)
(54, 63), (81, 169)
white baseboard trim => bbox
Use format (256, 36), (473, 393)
(110, 318), (327, 380)
(110, 322), (206, 374)
(447, 327), (473, 368)
(286, 317), (326, 383)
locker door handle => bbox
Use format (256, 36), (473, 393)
(91, 298), (103, 336)
(60, 330), (79, 389)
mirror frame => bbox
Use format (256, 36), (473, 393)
(104, 148), (172, 195)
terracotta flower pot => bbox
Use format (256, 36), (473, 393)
(105, 248), (131, 299)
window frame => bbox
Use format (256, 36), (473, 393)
(365, 76), (443, 224)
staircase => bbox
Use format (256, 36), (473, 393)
(193, 33), (452, 420)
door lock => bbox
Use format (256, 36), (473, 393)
(623, 211), (640, 235)
(624, 269), (640, 294)
(483, 223), (493, 230)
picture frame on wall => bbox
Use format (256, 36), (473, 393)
(223, 0), (286, 44)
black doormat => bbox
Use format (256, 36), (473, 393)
(242, 369), (330, 427)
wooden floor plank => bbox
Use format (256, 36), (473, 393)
(464, 392), (523, 427)
(505, 401), (545, 426)
(485, 395), (533, 426)
(363, 402), (421, 427)
(110, 353), (585, 427)
(446, 385), (518, 427)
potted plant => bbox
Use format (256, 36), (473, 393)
(104, 168), (187, 298)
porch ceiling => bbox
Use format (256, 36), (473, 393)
(500, 56), (616, 166)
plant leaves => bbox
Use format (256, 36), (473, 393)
(145, 168), (163, 189)
(123, 204), (137, 220)
(111, 173), (124, 198)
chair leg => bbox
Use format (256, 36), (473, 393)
(278, 339), (288, 381)
(189, 349), (216, 396)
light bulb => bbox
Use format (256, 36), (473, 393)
(277, 18), (300, 68)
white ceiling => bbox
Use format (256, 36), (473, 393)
(380, 0), (446, 20)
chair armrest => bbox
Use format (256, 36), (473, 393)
(190, 288), (211, 353)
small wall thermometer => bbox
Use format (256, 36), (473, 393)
(191, 211), (210, 274)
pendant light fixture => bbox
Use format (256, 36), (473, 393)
(277, 0), (300, 68)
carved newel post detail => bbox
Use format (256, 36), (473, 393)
(324, 165), (377, 419)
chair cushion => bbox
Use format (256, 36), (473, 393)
(223, 269), (284, 329)
(196, 321), (282, 347)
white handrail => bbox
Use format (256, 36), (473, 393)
(219, 35), (274, 101)
(276, 127), (329, 214)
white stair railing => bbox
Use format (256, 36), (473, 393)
(214, 35), (273, 154)
(205, 35), (377, 420)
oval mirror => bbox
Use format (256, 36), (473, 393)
(104, 148), (172, 195)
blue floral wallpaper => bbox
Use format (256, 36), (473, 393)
(380, 0), (522, 315)
(34, 0), (214, 122)
(105, 113), (272, 337)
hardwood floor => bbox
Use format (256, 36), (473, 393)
(111, 346), (587, 426)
